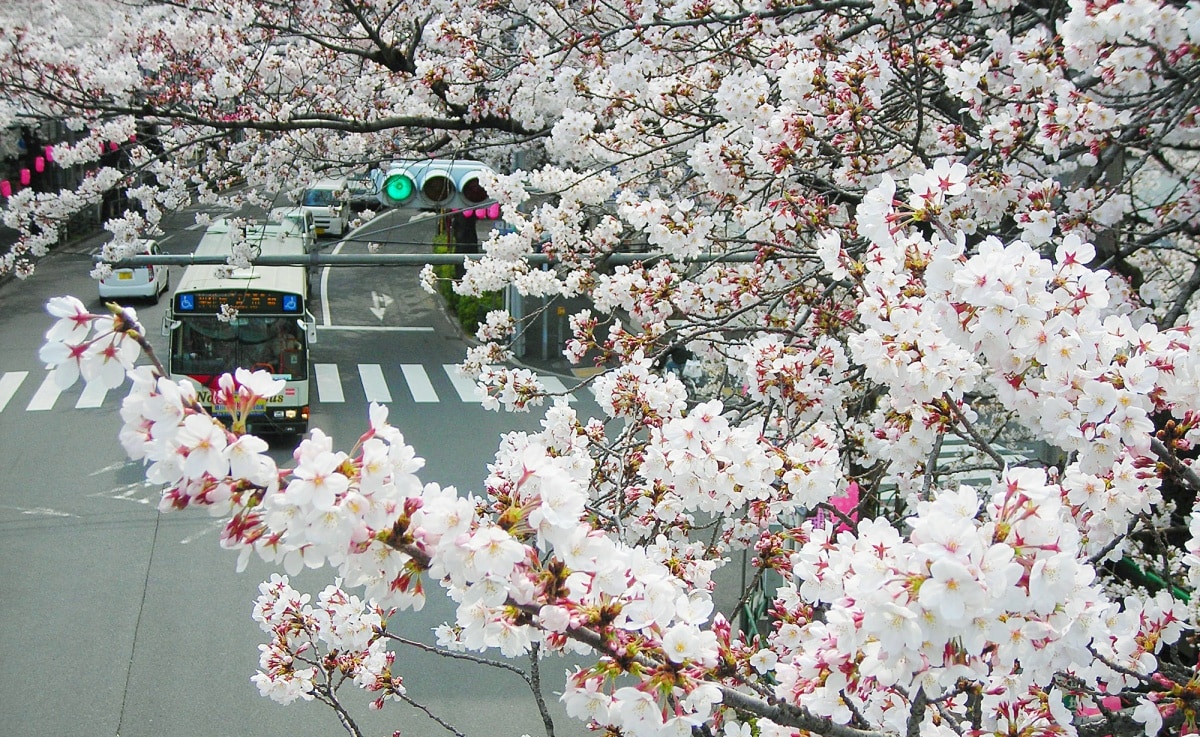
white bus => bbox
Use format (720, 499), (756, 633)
(163, 219), (316, 435)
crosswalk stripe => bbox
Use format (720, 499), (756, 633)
(76, 379), (109, 409)
(0, 371), (27, 412)
(314, 363), (345, 402)
(27, 370), (63, 411)
(1, 364), (590, 412)
(538, 374), (575, 403)
(444, 364), (483, 402)
(358, 364), (392, 403)
(401, 364), (439, 403)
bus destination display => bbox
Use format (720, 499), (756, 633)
(176, 290), (303, 314)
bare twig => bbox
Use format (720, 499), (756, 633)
(398, 692), (468, 737)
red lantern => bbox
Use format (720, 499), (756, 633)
(43, 145), (53, 162)
(19, 169), (31, 186)
(35, 156), (45, 172)
(0, 181), (11, 197)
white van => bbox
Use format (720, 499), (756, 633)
(299, 178), (351, 237)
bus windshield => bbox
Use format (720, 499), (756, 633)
(171, 315), (307, 380)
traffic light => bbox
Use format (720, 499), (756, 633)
(376, 159), (499, 213)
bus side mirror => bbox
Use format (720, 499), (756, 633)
(302, 317), (317, 345)
(162, 316), (180, 337)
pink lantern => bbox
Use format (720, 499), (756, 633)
(19, 169), (31, 186)
(43, 145), (53, 162)
(0, 181), (11, 197)
(487, 203), (501, 220)
(461, 208), (474, 218)
(35, 156), (45, 172)
(474, 208), (487, 219)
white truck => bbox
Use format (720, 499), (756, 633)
(299, 178), (351, 237)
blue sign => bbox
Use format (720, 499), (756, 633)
(179, 294), (195, 311)
(283, 294), (299, 312)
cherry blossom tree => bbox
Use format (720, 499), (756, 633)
(7, 0), (1200, 735)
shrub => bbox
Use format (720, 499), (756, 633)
(432, 231), (502, 335)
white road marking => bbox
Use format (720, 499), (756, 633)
(315, 325), (434, 332)
(26, 371), (63, 411)
(88, 461), (132, 476)
(98, 481), (159, 504)
(444, 364), (483, 402)
(0, 504), (77, 518)
(537, 374), (576, 402)
(320, 240), (347, 327)
(401, 364), (439, 403)
(5, 363), (591, 412)
(358, 364), (392, 403)
(0, 371), (27, 412)
(314, 363), (345, 402)
(76, 379), (109, 408)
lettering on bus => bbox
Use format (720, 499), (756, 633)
(176, 290), (304, 314)
(196, 390), (288, 407)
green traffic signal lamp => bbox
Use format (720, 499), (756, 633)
(381, 174), (415, 206)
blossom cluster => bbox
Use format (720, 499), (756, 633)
(251, 575), (404, 709)
(773, 471), (1182, 735)
(15, 0), (1200, 732)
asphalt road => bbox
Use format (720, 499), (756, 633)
(0, 205), (599, 737)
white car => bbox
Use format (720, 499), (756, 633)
(98, 239), (170, 304)
(300, 178), (351, 236)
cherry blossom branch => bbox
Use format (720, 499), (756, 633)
(310, 682), (365, 737)
(1161, 259), (1200, 328)
(904, 687), (928, 737)
(519, 601), (886, 737)
(921, 432), (944, 501)
(717, 687), (886, 737)
(383, 633), (535, 679)
(1151, 437), (1200, 493)
(940, 394), (1008, 472)
(526, 644), (557, 737)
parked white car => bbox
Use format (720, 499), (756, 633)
(98, 239), (170, 304)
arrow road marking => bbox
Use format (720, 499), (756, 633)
(369, 290), (394, 321)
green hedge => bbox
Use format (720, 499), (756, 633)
(432, 233), (503, 335)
